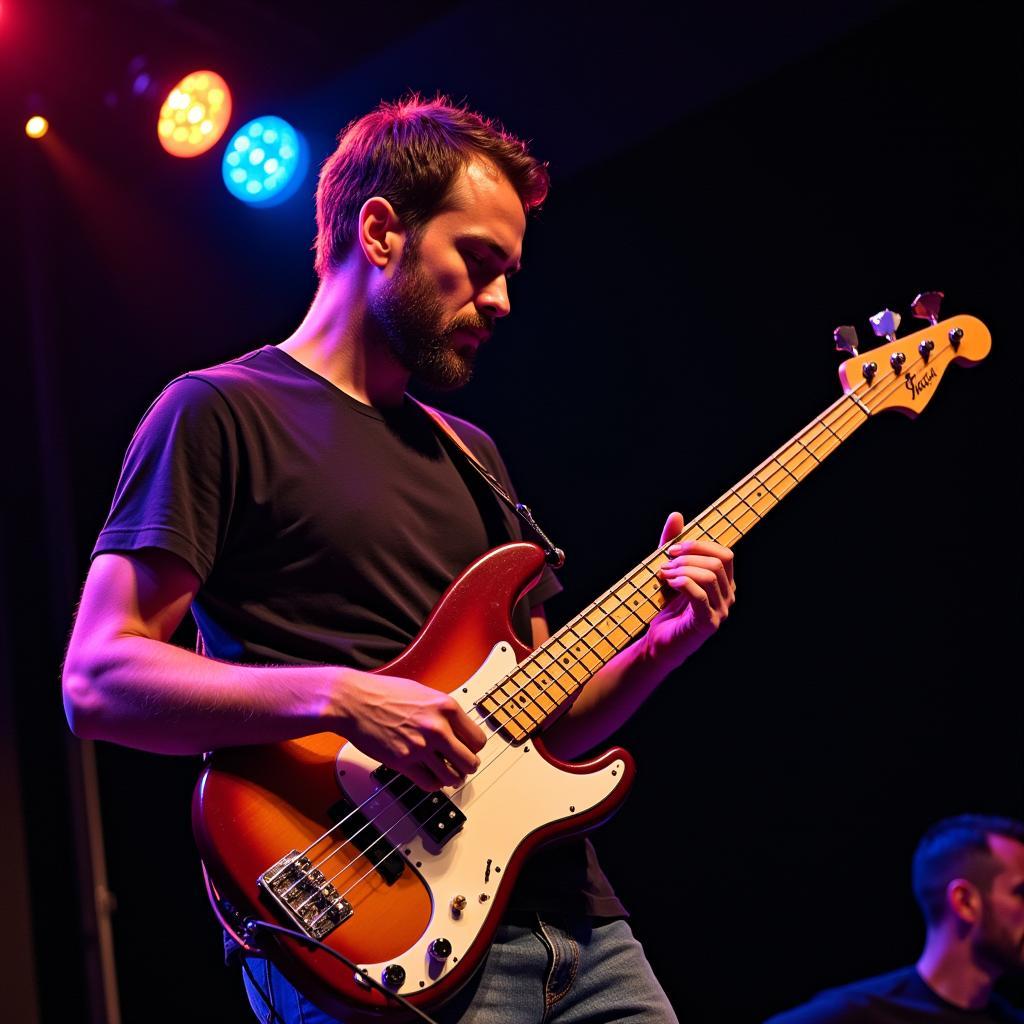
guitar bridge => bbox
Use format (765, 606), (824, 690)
(258, 851), (353, 941)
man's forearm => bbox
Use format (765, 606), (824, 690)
(63, 635), (348, 755)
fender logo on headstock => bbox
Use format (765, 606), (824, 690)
(904, 366), (937, 401)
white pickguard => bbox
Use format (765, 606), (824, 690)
(334, 641), (625, 994)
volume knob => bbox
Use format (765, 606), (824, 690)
(382, 964), (406, 989)
(429, 938), (453, 961)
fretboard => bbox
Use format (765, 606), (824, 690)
(477, 391), (871, 741)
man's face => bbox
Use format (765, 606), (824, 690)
(973, 835), (1024, 974)
(368, 159), (526, 391)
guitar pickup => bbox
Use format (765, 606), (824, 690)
(327, 797), (406, 886)
(371, 765), (467, 848)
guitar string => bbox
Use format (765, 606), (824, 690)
(302, 393), (863, 911)
(273, 335), (957, 911)
(274, 333), (955, 907)
(278, 333), (954, 912)
(294, 338), (957, 917)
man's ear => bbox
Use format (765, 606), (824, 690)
(357, 196), (405, 269)
(946, 878), (982, 925)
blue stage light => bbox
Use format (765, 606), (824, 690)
(222, 116), (308, 207)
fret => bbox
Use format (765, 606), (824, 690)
(731, 476), (778, 521)
(529, 663), (575, 703)
(500, 685), (546, 728)
(559, 623), (608, 673)
(552, 653), (591, 686)
(478, 678), (545, 740)
(715, 491), (761, 536)
(610, 603), (646, 635)
(622, 574), (662, 619)
(692, 512), (728, 543)
(803, 410), (849, 460)
(514, 674), (558, 715)
(529, 647), (570, 690)
(774, 442), (813, 484)
(751, 461), (796, 504)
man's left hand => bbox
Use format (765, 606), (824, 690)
(646, 510), (736, 668)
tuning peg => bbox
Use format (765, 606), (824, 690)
(910, 291), (944, 325)
(869, 309), (902, 342)
(834, 325), (860, 355)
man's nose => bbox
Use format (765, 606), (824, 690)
(476, 276), (511, 319)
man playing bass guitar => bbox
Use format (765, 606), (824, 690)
(62, 95), (736, 1023)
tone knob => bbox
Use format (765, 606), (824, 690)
(382, 963), (406, 989)
(429, 938), (453, 961)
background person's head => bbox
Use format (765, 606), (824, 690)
(913, 814), (1024, 974)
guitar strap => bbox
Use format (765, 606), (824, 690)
(409, 396), (566, 568)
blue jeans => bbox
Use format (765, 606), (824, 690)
(242, 913), (678, 1023)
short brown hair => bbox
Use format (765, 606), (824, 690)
(314, 94), (549, 279)
(912, 813), (1024, 925)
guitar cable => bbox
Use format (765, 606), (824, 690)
(241, 917), (442, 1024)
(241, 955), (286, 1024)
(203, 867), (441, 1024)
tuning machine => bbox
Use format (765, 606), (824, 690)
(833, 325), (860, 356)
(869, 308), (902, 342)
(910, 291), (944, 325)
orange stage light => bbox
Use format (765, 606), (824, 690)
(26, 116), (49, 139)
(157, 70), (232, 157)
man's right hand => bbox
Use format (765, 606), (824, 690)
(331, 671), (488, 792)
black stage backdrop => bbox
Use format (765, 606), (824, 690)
(2, 2), (1021, 1021)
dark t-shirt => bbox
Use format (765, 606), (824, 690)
(766, 967), (1024, 1024)
(93, 345), (625, 917)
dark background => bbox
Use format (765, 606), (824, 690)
(1, 1), (1021, 1020)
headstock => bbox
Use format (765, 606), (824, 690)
(833, 293), (991, 419)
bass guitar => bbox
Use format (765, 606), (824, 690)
(193, 299), (990, 1021)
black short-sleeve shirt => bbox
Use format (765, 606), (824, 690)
(94, 345), (625, 918)
(766, 967), (1024, 1024)
(94, 346), (562, 662)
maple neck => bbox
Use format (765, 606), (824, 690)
(478, 392), (871, 741)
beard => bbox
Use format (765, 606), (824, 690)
(367, 242), (492, 392)
(974, 905), (1024, 975)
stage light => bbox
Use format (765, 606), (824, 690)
(25, 116), (49, 139)
(222, 116), (308, 208)
(157, 70), (232, 157)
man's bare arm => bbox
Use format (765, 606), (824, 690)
(62, 549), (485, 790)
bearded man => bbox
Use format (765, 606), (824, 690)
(63, 96), (737, 1023)
(767, 814), (1024, 1024)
